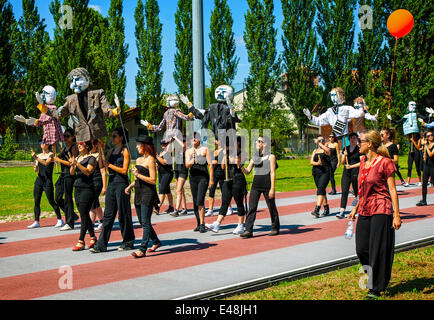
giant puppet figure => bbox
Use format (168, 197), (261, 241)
(179, 84), (241, 139)
(387, 101), (420, 136)
(303, 87), (366, 138)
(352, 96), (379, 134)
(14, 85), (64, 151)
(418, 107), (434, 128)
(34, 67), (121, 143)
(141, 94), (195, 142)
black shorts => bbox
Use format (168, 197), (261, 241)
(174, 170), (188, 180)
(158, 172), (173, 194)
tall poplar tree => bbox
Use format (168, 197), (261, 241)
(281, 0), (322, 137)
(135, 0), (163, 123)
(173, 0), (193, 108)
(15, 0), (50, 118)
(241, 0), (283, 132)
(0, 0), (16, 122)
(206, 0), (239, 102)
(315, 0), (357, 107)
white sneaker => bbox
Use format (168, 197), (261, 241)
(417, 182), (422, 187)
(226, 206), (233, 216)
(54, 219), (64, 227)
(27, 221), (40, 229)
(205, 221), (220, 233)
(403, 182), (410, 187)
(60, 224), (72, 231)
(205, 209), (214, 217)
(233, 223), (245, 235)
(428, 182), (432, 187)
(94, 223), (103, 232)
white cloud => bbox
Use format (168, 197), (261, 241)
(88, 5), (102, 13)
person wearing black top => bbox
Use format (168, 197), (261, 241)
(69, 141), (97, 251)
(310, 136), (332, 218)
(126, 135), (162, 258)
(336, 133), (362, 219)
(54, 129), (79, 231)
(90, 128), (135, 253)
(155, 140), (174, 214)
(172, 136), (189, 217)
(206, 140), (227, 217)
(89, 139), (107, 232)
(406, 132), (422, 187)
(185, 132), (214, 233)
(28, 143), (63, 229)
(417, 130), (434, 206)
(206, 136), (248, 234)
(240, 136), (280, 238)
(380, 128), (405, 185)
(326, 132), (341, 195)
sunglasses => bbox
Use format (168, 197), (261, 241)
(112, 134), (119, 138)
(256, 140), (264, 143)
(360, 139), (370, 143)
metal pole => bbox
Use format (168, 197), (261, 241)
(192, 0), (205, 136)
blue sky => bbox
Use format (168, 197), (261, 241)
(10, 0), (362, 107)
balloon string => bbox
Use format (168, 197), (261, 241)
(388, 37), (398, 114)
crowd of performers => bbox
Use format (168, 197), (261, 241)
(14, 68), (434, 297)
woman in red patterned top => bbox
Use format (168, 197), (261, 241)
(348, 130), (401, 299)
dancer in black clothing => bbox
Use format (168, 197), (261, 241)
(69, 141), (97, 251)
(185, 132), (214, 233)
(172, 136), (189, 217)
(206, 136), (248, 234)
(380, 128), (405, 185)
(126, 135), (162, 258)
(89, 139), (107, 232)
(310, 136), (331, 218)
(417, 130), (434, 206)
(155, 140), (174, 215)
(336, 133), (362, 219)
(54, 129), (79, 231)
(405, 132), (422, 186)
(28, 142), (63, 229)
(326, 132), (340, 195)
(240, 136), (280, 238)
(90, 128), (135, 253)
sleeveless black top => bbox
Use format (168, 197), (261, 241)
(344, 145), (361, 175)
(59, 144), (75, 176)
(190, 149), (209, 177)
(157, 152), (173, 175)
(108, 147), (129, 184)
(312, 151), (330, 176)
(425, 145), (434, 166)
(36, 153), (55, 187)
(73, 155), (96, 188)
(329, 146), (338, 162)
(134, 165), (159, 206)
(213, 149), (225, 175)
(91, 153), (103, 185)
(252, 154), (277, 191)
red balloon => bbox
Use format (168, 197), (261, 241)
(387, 9), (414, 38)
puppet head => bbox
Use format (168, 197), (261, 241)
(215, 85), (234, 103)
(41, 85), (57, 105)
(353, 97), (367, 110)
(330, 87), (345, 106)
(408, 101), (417, 113)
(166, 94), (180, 108)
(68, 68), (91, 93)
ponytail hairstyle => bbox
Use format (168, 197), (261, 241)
(365, 130), (391, 158)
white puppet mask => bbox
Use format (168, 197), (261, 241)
(215, 85), (234, 102)
(41, 86), (57, 105)
(408, 101), (416, 113)
(166, 95), (180, 108)
(330, 88), (345, 106)
(354, 97), (367, 111)
(70, 76), (89, 93)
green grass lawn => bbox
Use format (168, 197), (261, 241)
(0, 157), (410, 219)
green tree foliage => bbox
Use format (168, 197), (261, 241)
(135, 0), (164, 124)
(281, 0), (323, 137)
(206, 0), (239, 102)
(173, 0), (193, 110)
(14, 0), (50, 118)
(0, 127), (18, 160)
(315, 0), (357, 107)
(0, 0), (16, 125)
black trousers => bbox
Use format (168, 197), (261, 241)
(356, 214), (395, 292)
(55, 175), (77, 227)
(34, 181), (61, 221)
(244, 188), (280, 233)
(189, 174), (209, 226)
(329, 159), (338, 192)
(422, 163), (434, 202)
(407, 151), (421, 177)
(94, 182), (135, 251)
(135, 204), (161, 254)
(395, 165), (404, 182)
(313, 172), (330, 196)
(218, 179), (247, 217)
(209, 170), (225, 198)
(340, 169), (359, 209)
(74, 187), (95, 241)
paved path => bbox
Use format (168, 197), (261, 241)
(0, 183), (433, 300)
